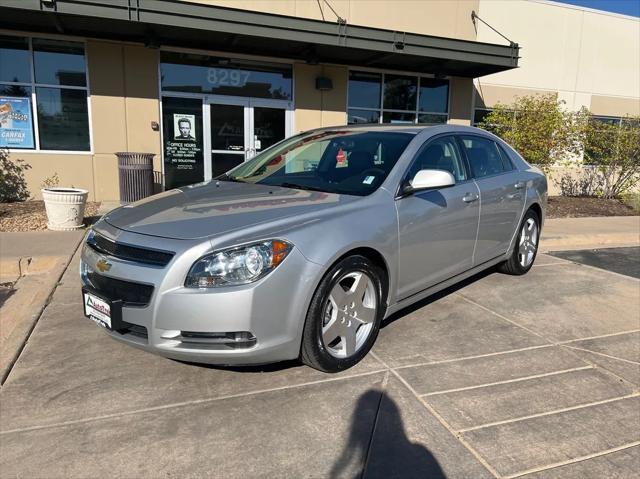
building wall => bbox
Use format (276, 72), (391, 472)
(186, 0), (479, 41)
(475, 0), (640, 116)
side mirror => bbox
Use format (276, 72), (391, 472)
(407, 169), (455, 193)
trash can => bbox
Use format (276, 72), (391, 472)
(116, 152), (154, 203)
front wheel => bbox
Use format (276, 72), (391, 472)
(300, 255), (385, 373)
(499, 209), (540, 275)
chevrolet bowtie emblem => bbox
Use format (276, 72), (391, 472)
(96, 259), (112, 273)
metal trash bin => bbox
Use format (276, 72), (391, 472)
(116, 152), (154, 203)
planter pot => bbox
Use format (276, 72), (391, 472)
(42, 188), (89, 231)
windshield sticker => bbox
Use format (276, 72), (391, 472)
(336, 147), (347, 168)
(363, 176), (375, 185)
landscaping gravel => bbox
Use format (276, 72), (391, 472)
(0, 201), (100, 232)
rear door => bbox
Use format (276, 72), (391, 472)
(396, 135), (480, 299)
(457, 135), (526, 265)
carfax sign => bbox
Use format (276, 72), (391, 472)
(0, 96), (34, 149)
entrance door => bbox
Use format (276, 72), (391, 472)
(205, 97), (292, 180)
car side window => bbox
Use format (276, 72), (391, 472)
(407, 136), (467, 182)
(459, 136), (510, 179)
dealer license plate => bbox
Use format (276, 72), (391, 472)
(83, 292), (112, 329)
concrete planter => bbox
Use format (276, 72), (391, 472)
(42, 188), (89, 231)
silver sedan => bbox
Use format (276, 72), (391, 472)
(80, 125), (547, 373)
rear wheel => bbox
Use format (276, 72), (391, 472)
(301, 255), (385, 373)
(499, 209), (540, 275)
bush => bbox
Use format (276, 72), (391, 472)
(556, 167), (603, 197)
(478, 94), (585, 172)
(583, 116), (640, 199)
(0, 149), (31, 202)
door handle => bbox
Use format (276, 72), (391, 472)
(514, 181), (526, 189)
(462, 193), (479, 203)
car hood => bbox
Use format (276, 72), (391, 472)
(103, 181), (355, 240)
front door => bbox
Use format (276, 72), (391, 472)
(206, 97), (291, 180)
(396, 135), (480, 299)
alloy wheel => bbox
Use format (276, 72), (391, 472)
(518, 217), (538, 267)
(321, 271), (378, 358)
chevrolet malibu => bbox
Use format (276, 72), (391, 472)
(81, 125), (546, 373)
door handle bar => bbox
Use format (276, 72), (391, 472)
(463, 193), (479, 203)
(514, 181), (526, 189)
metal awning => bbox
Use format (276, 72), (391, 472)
(0, 0), (519, 77)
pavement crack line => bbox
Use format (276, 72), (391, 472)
(392, 344), (556, 371)
(504, 441), (640, 479)
(369, 351), (502, 479)
(456, 393), (640, 433)
(563, 345), (640, 366)
(0, 368), (388, 436)
(420, 366), (594, 397)
(359, 371), (389, 479)
(1, 235), (85, 386)
(558, 329), (640, 345)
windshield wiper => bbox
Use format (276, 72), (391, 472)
(279, 182), (326, 192)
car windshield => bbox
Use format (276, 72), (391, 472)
(223, 130), (414, 196)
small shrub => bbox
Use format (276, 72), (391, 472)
(41, 172), (60, 189)
(0, 149), (31, 202)
(555, 167), (603, 197)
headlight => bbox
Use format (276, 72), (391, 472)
(185, 240), (293, 288)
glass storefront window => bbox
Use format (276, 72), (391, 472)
(160, 52), (292, 100)
(0, 35), (30, 84)
(383, 74), (417, 111)
(383, 111), (416, 124)
(348, 109), (380, 125)
(419, 78), (449, 113)
(0, 35), (90, 151)
(348, 71), (381, 109)
(33, 39), (87, 87)
(36, 87), (90, 151)
(417, 113), (448, 125)
(348, 70), (449, 125)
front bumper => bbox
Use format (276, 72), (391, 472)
(80, 227), (322, 366)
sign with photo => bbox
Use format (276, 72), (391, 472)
(0, 96), (34, 149)
(163, 97), (204, 189)
(173, 114), (197, 141)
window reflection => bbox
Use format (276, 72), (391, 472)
(33, 39), (86, 87)
(0, 35), (30, 84)
(419, 78), (449, 113)
(348, 71), (381, 109)
(160, 52), (292, 100)
(383, 74), (417, 111)
(36, 87), (89, 150)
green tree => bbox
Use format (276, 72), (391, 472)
(583, 116), (640, 198)
(478, 94), (585, 171)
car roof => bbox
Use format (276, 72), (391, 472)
(307, 124), (491, 136)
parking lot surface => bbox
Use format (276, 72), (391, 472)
(1, 250), (638, 478)
(549, 246), (640, 279)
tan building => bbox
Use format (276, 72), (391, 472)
(0, 0), (637, 201)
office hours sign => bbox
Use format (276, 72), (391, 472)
(163, 97), (204, 189)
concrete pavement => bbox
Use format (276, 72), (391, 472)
(0, 230), (85, 383)
(541, 216), (640, 252)
(1, 245), (638, 478)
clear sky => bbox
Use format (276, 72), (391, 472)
(555, 0), (640, 17)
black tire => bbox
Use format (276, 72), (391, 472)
(498, 209), (540, 275)
(300, 255), (386, 373)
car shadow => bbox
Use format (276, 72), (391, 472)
(332, 389), (446, 478)
(382, 267), (496, 329)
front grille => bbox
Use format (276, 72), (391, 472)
(88, 232), (174, 266)
(86, 271), (154, 307)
